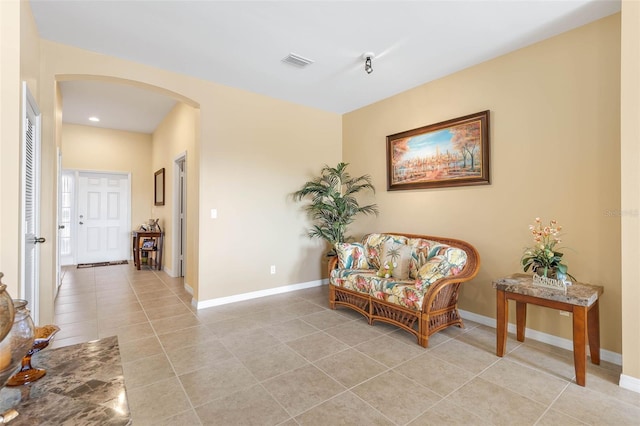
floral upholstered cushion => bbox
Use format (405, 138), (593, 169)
(361, 233), (386, 269)
(335, 243), (371, 270)
(415, 248), (467, 291)
(330, 269), (379, 294)
(408, 238), (468, 279)
(415, 255), (447, 291)
(408, 238), (435, 279)
(371, 280), (425, 311)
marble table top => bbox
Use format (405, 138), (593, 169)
(0, 336), (130, 425)
(492, 273), (604, 307)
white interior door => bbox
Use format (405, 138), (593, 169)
(76, 172), (130, 264)
(179, 159), (186, 277)
(21, 82), (42, 325)
(174, 155), (186, 277)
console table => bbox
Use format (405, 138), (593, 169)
(0, 336), (130, 424)
(132, 230), (164, 271)
(493, 273), (603, 386)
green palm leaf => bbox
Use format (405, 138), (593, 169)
(293, 162), (378, 248)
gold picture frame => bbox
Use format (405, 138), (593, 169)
(386, 111), (490, 190)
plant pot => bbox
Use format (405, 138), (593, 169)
(535, 266), (568, 282)
(535, 267), (557, 278)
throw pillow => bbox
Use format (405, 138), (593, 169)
(362, 233), (386, 269)
(416, 255), (447, 290)
(335, 243), (371, 270)
(380, 239), (412, 280)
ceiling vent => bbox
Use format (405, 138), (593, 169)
(282, 53), (314, 68)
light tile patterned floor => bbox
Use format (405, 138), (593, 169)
(53, 264), (640, 425)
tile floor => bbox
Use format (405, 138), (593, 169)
(52, 264), (640, 425)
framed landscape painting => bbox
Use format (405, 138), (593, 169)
(386, 110), (490, 190)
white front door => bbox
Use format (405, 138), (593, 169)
(76, 172), (130, 264)
(21, 82), (42, 325)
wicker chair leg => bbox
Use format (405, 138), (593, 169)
(420, 316), (429, 348)
(329, 285), (336, 310)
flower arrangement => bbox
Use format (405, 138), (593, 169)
(521, 217), (575, 281)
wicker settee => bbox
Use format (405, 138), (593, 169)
(328, 232), (480, 347)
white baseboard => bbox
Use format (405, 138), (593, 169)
(182, 282), (196, 308)
(196, 279), (328, 310)
(162, 266), (176, 277)
(619, 374), (640, 393)
(458, 309), (622, 366)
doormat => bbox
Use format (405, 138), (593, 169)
(77, 260), (128, 269)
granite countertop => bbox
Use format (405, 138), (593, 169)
(492, 273), (604, 306)
(0, 336), (130, 425)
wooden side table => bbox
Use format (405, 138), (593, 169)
(493, 273), (603, 386)
(132, 230), (164, 271)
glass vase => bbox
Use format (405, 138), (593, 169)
(0, 273), (16, 388)
(7, 301), (35, 372)
(0, 273), (15, 343)
(0, 300), (34, 389)
(0, 299), (34, 423)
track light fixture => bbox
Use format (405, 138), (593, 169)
(362, 52), (375, 75)
(365, 57), (373, 74)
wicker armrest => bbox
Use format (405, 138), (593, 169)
(328, 255), (339, 276)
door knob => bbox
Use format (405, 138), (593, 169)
(34, 237), (46, 244)
(58, 225), (65, 229)
(79, 222), (84, 225)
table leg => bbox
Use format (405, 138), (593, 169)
(496, 289), (508, 357)
(588, 300), (601, 365)
(135, 236), (141, 270)
(132, 235), (137, 268)
(572, 305), (588, 386)
(516, 301), (527, 342)
(156, 235), (163, 271)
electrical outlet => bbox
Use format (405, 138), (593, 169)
(560, 311), (570, 317)
(270, 265), (276, 274)
(210, 209), (218, 219)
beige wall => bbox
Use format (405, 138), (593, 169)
(199, 86), (342, 299)
(151, 102), (198, 293)
(344, 15), (622, 353)
(621, 1), (640, 385)
(0, 0), (23, 298)
(38, 40), (342, 306)
(0, 0), (41, 301)
(61, 124), (153, 231)
(20, 0), (40, 100)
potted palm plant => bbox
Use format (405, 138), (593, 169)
(293, 162), (378, 255)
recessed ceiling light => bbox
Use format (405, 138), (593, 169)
(89, 116), (100, 122)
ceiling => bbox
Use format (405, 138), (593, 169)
(31, 0), (620, 134)
(59, 81), (177, 133)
